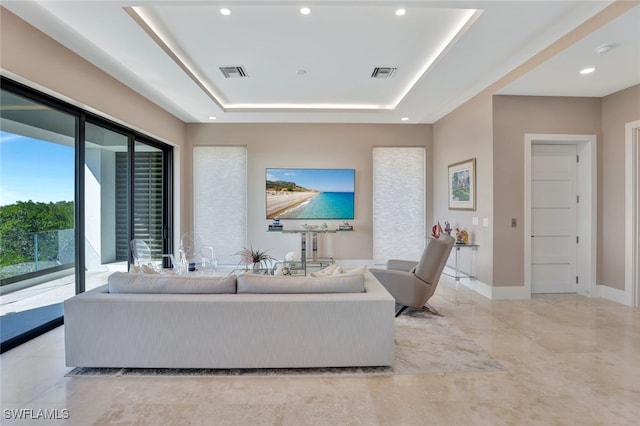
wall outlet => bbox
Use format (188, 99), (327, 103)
(511, 218), (517, 227)
(483, 218), (489, 227)
(472, 217), (479, 225)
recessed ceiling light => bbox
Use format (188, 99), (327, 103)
(300, 7), (311, 15)
(401, 117), (409, 121)
(208, 116), (217, 120)
(220, 8), (231, 16)
(395, 9), (406, 16)
(580, 67), (596, 75)
(595, 44), (613, 55)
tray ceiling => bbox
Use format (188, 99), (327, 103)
(2, 1), (637, 124)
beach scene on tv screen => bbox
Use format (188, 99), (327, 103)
(266, 168), (355, 220)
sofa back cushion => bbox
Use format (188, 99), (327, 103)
(237, 273), (365, 294)
(108, 272), (236, 294)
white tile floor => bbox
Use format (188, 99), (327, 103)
(1, 278), (639, 425)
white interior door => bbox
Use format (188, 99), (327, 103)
(625, 122), (640, 306)
(634, 126), (640, 307)
(531, 144), (577, 293)
(636, 133), (640, 306)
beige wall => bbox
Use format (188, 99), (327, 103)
(433, 92), (494, 284)
(492, 95), (601, 287)
(0, 7), (185, 146)
(185, 123), (432, 262)
(601, 84), (640, 290)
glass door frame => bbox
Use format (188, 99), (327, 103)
(80, 117), (174, 291)
(1, 76), (173, 350)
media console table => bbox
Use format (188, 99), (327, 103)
(268, 228), (353, 274)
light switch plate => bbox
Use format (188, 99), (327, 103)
(483, 218), (489, 227)
(472, 217), (479, 225)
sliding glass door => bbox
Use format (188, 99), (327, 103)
(0, 77), (173, 352)
(83, 125), (171, 289)
(0, 87), (77, 349)
(84, 122), (130, 290)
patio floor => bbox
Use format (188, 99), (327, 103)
(0, 263), (127, 345)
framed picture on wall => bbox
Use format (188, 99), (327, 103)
(448, 158), (476, 210)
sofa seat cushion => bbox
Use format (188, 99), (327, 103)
(237, 273), (365, 294)
(108, 272), (236, 294)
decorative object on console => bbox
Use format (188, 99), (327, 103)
(448, 158), (476, 211)
(444, 221), (452, 236)
(455, 228), (469, 244)
(431, 222), (443, 238)
(273, 265), (292, 276)
(338, 221), (353, 231)
(268, 219), (283, 231)
(285, 251), (300, 262)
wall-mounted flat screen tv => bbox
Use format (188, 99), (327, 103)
(266, 168), (355, 220)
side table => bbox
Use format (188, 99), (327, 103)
(448, 243), (479, 281)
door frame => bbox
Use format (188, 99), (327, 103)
(625, 120), (640, 307)
(524, 134), (597, 296)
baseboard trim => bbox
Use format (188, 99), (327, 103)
(596, 284), (631, 306)
(441, 267), (531, 300)
(490, 285), (531, 300)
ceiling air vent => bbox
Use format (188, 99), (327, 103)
(219, 66), (248, 78)
(371, 67), (397, 79)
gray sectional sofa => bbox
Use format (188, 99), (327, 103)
(64, 270), (395, 369)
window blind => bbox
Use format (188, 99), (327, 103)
(115, 150), (164, 261)
(373, 147), (426, 265)
(193, 146), (247, 265)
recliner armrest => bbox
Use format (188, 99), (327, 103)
(386, 259), (418, 272)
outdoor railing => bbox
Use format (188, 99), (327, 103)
(0, 228), (75, 283)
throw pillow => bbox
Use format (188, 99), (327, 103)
(140, 264), (159, 274)
(340, 265), (368, 276)
(310, 262), (340, 277)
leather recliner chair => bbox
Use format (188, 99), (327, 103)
(371, 235), (455, 316)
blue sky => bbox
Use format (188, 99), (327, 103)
(266, 168), (355, 192)
(0, 131), (74, 206)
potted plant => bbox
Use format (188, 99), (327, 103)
(236, 246), (274, 271)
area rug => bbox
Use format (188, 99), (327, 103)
(67, 307), (505, 378)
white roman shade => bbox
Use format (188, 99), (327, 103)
(193, 146), (247, 265)
(373, 147), (426, 265)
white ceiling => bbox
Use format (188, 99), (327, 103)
(3, 1), (638, 124)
